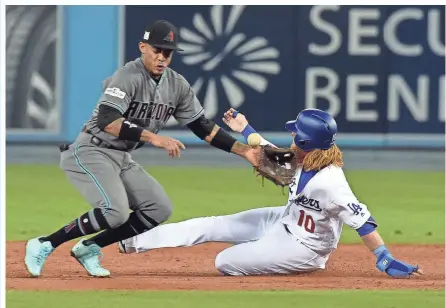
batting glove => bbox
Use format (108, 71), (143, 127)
(373, 245), (420, 278)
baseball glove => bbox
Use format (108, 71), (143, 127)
(254, 145), (298, 187)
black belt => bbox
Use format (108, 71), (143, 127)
(84, 130), (121, 151)
(58, 129), (123, 152)
(84, 128), (145, 151)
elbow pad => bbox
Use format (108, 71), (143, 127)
(97, 104), (123, 130)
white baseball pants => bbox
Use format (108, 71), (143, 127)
(123, 206), (327, 275)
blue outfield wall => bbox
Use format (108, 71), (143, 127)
(6, 5), (445, 148)
(64, 5), (121, 142)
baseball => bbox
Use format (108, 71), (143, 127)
(247, 133), (261, 147)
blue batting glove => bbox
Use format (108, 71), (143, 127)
(373, 245), (420, 278)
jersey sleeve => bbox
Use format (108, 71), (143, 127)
(331, 182), (371, 229)
(98, 68), (137, 115)
(174, 79), (204, 126)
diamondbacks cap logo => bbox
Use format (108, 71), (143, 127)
(164, 31), (174, 42)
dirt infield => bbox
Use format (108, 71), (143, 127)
(6, 241), (444, 291)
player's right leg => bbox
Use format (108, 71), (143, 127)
(120, 205), (286, 253)
(86, 159), (174, 252)
(24, 143), (129, 277)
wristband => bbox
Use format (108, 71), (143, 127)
(210, 128), (237, 153)
(373, 244), (388, 257)
(118, 120), (144, 142)
(241, 125), (257, 141)
(373, 244), (394, 272)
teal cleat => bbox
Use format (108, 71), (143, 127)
(71, 239), (111, 277)
(24, 237), (55, 277)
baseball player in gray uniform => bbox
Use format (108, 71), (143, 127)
(24, 20), (259, 278)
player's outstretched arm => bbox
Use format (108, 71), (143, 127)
(222, 108), (276, 148)
(335, 191), (422, 279)
(186, 114), (260, 166)
(360, 228), (423, 278)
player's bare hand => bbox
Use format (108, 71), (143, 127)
(222, 108), (249, 133)
(151, 135), (185, 158)
(244, 147), (261, 167)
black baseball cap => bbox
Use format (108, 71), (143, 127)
(141, 20), (183, 51)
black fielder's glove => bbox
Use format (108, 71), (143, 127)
(254, 145), (298, 187)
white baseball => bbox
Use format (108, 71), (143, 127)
(247, 133), (261, 147)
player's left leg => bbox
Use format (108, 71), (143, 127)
(81, 158), (173, 249)
(214, 222), (327, 275)
(121, 205), (286, 253)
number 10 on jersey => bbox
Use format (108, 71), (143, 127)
(297, 210), (315, 233)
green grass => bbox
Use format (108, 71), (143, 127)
(6, 166), (445, 306)
(6, 290), (445, 308)
(6, 165), (444, 243)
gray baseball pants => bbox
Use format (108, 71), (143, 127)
(59, 132), (172, 233)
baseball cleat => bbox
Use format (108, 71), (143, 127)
(24, 237), (55, 277)
(117, 240), (137, 254)
(117, 240), (126, 253)
(71, 239), (111, 277)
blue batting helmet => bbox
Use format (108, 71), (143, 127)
(285, 109), (337, 151)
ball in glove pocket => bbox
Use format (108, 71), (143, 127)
(254, 145), (298, 187)
(247, 133), (261, 147)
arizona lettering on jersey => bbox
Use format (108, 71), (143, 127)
(125, 101), (175, 123)
(83, 57), (204, 151)
(280, 166), (371, 256)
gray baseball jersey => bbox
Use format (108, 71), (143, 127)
(83, 57), (204, 151)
